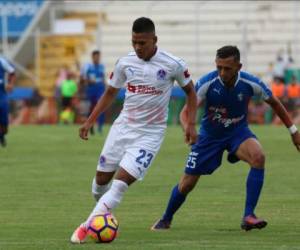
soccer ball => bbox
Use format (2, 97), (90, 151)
(87, 213), (119, 243)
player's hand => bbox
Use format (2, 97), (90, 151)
(184, 123), (197, 145)
(79, 121), (93, 140)
(291, 131), (300, 151)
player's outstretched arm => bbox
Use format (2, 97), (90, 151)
(181, 82), (197, 145)
(79, 86), (119, 140)
(266, 96), (300, 151)
(5, 73), (16, 92)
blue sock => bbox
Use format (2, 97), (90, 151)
(162, 184), (186, 222)
(244, 168), (265, 217)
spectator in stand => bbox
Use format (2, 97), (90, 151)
(271, 77), (287, 125)
(248, 99), (268, 124)
(80, 50), (106, 134)
(272, 47), (293, 83)
(59, 72), (78, 124)
(271, 77), (286, 101)
(286, 75), (300, 122)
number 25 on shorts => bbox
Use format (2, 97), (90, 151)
(186, 151), (198, 169)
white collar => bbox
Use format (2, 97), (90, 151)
(218, 71), (240, 88)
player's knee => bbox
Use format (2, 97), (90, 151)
(96, 172), (112, 185)
(250, 152), (265, 167)
(178, 180), (196, 195)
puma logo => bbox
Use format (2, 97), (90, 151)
(213, 88), (221, 95)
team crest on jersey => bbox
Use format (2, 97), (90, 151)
(238, 92), (243, 101)
(157, 69), (166, 80)
(99, 155), (106, 167)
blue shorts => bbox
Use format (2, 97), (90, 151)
(86, 84), (105, 100)
(184, 127), (256, 175)
(0, 99), (9, 126)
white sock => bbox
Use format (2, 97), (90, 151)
(92, 177), (110, 201)
(85, 179), (128, 226)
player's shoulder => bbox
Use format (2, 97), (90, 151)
(195, 70), (218, 92)
(115, 51), (137, 65)
(0, 56), (15, 71)
(197, 70), (219, 85)
(0, 56), (9, 65)
(239, 71), (262, 84)
(157, 49), (186, 68)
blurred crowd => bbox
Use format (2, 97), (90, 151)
(248, 48), (300, 125)
(10, 50), (108, 134)
(9, 48), (300, 127)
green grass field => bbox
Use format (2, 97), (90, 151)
(0, 125), (300, 250)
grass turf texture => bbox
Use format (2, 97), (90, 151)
(0, 125), (299, 250)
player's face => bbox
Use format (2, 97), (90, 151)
(92, 54), (100, 64)
(215, 56), (242, 86)
(132, 32), (157, 61)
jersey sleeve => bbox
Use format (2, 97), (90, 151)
(173, 59), (191, 87)
(252, 79), (273, 100)
(0, 58), (15, 74)
(195, 76), (211, 101)
(108, 59), (126, 88)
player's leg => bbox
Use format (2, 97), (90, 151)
(71, 130), (160, 243)
(151, 174), (200, 230)
(88, 97), (97, 135)
(96, 113), (105, 134)
(152, 137), (224, 230)
(71, 124), (124, 243)
(71, 167), (136, 243)
(90, 134), (163, 226)
(87, 167), (136, 223)
(230, 132), (267, 230)
(0, 125), (7, 147)
(71, 169), (129, 244)
(0, 102), (9, 147)
(92, 170), (115, 201)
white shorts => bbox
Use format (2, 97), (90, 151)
(97, 123), (165, 180)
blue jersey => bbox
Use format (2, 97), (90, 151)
(195, 70), (272, 138)
(0, 57), (15, 101)
(81, 63), (105, 98)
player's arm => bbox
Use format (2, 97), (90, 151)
(79, 86), (119, 140)
(180, 98), (203, 130)
(5, 72), (16, 92)
(181, 81), (198, 145)
(265, 96), (300, 151)
(1, 58), (16, 92)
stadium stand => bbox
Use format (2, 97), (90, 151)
(4, 1), (300, 125)
(9, 1), (300, 91)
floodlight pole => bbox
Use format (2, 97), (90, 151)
(241, 1), (249, 71)
(293, 0), (299, 66)
(1, 9), (9, 57)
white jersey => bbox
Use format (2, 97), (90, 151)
(109, 48), (191, 134)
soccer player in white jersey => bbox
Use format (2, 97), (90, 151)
(70, 17), (198, 243)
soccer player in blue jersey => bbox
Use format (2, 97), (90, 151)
(0, 56), (15, 147)
(81, 50), (106, 134)
(152, 45), (300, 231)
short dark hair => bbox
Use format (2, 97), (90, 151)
(132, 17), (155, 33)
(92, 50), (100, 56)
(216, 45), (240, 62)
